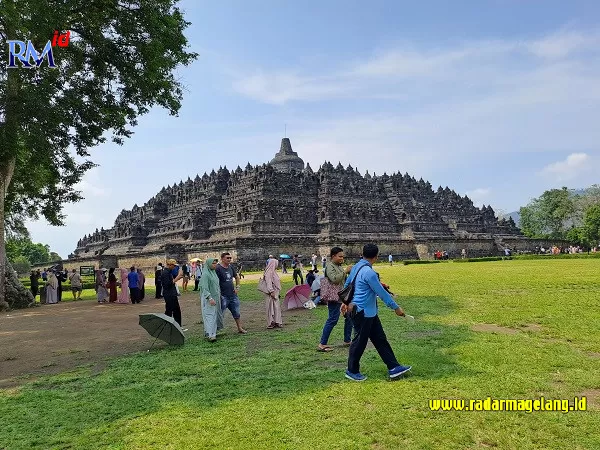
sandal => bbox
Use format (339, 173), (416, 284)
(266, 325), (276, 329)
(317, 346), (333, 352)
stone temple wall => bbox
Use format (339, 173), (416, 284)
(68, 138), (540, 269)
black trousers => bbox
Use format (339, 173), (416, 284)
(293, 269), (304, 285)
(155, 282), (162, 298)
(348, 310), (399, 374)
(129, 287), (140, 304)
(164, 294), (182, 326)
(194, 278), (200, 291)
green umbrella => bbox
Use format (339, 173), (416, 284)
(139, 313), (185, 346)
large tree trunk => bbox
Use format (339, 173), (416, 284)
(0, 157), (17, 310)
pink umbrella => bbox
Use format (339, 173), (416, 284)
(283, 284), (311, 310)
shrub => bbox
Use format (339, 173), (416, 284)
(513, 253), (600, 260)
(453, 257), (505, 263)
(403, 260), (442, 265)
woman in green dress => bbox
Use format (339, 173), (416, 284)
(199, 258), (224, 342)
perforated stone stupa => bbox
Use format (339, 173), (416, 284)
(69, 138), (529, 270)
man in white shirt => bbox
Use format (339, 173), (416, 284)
(193, 262), (203, 291)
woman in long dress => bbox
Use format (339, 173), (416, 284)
(137, 269), (145, 301)
(95, 269), (109, 303)
(117, 268), (130, 303)
(199, 258), (223, 342)
(45, 272), (58, 304)
(108, 268), (118, 303)
(264, 258), (283, 328)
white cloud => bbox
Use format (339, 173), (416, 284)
(74, 170), (110, 198)
(465, 188), (491, 207)
(540, 153), (592, 181)
(232, 71), (351, 105)
(230, 28), (600, 105)
(526, 29), (600, 59)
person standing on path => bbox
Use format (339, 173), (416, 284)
(127, 267), (140, 304)
(193, 262), (203, 291)
(155, 263), (163, 298)
(162, 259), (183, 327)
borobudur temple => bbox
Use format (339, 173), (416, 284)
(67, 138), (534, 271)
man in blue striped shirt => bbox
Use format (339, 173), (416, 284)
(342, 243), (412, 381)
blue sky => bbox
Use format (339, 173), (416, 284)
(28, 0), (600, 257)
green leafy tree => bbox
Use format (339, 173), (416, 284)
(11, 256), (31, 276)
(49, 252), (62, 262)
(0, 0), (197, 307)
(6, 237), (51, 265)
(519, 187), (575, 239)
(583, 204), (600, 246)
(566, 227), (588, 248)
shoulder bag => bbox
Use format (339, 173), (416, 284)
(338, 264), (368, 305)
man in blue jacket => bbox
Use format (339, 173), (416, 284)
(342, 243), (412, 381)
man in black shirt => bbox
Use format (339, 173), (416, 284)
(155, 263), (163, 299)
(215, 252), (247, 334)
(162, 259), (182, 326)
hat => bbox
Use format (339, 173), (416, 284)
(166, 258), (177, 265)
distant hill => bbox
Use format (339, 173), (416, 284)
(507, 211), (520, 227)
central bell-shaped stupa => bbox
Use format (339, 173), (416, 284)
(269, 138), (304, 172)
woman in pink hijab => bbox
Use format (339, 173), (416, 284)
(264, 258), (282, 328)
(117, 267), (130, 303)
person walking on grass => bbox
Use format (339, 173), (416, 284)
(342, 243), (412, 382)
(182, 262), (190, 291)
(317, 247), (353, 352)
(292, 255), (304, 285)
(199, 258), (223, 342)
(216, 252), (247, 334)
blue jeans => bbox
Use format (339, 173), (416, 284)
(320, 301), (353, 345)
(221, 294), (241, 319)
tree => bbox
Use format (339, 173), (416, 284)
(566, 226), (589, 248)
(49, 252), (62, 262)
(11, 256), (31, 276)
(583, 204), (600, 246)
(519, 187), (575, 239)
(6, 237), (51, 265)
(0, 1), (197, 307)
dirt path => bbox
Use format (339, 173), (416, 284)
(0, 289), (311, 389)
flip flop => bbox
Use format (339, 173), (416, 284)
(317, 346), (333, 352)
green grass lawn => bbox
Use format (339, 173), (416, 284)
(2, 259), (600, 449)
